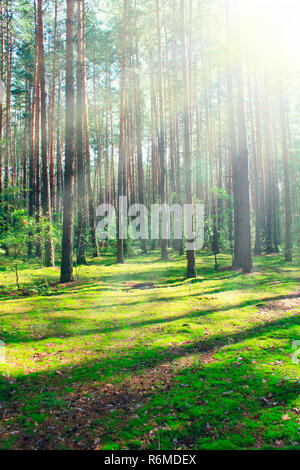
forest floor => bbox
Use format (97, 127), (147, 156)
(0, 252), (299, 450)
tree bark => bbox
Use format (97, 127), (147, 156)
(278, 80), (292, 262)
(156, 0), (168, 260)
(117, 0), (128, 264)
(60, 0), (75, 283)
(38, 0), (54, 266)
(180, 0), (197, 278)
(76, 0), (87, 265)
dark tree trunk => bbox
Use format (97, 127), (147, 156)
(60, 0), (75, 283)
(229, 0), (252, 273)
(180, 0), (196, 278)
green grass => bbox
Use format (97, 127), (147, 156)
(0, 252), (299, 450)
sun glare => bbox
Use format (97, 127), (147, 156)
(237, 0), (300, 65)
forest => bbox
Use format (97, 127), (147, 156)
(0, 0), (299, 452)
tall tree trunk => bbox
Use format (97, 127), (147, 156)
(156, 0), (168, 260)
(37, 0), (54, 267)
(4, 0), (12, 192)
(117, 0), (128, 264)
(226, 0), (236, 263)
(278, 80), (292, 262)
(82, 0), (99, 258)
(263, 68), (274, 254)
(0, 0), (4, 195)
(60, 0), (75, 283)
(22, 81), (29, 202)
(76, 0), (87, 265)
(56, 68), (63, 216)
(230, 0), (252, 273)
(34, 0), (42, 258)
(180, 0), (196, 278)
(247, 70), (261, 256)
(28, 58), (37, 256)
(133, 15), (147, 253)
(49, 0), (58, 213)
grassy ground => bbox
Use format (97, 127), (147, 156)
(0, 251), (299, 450)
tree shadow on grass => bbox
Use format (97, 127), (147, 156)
(0, 319), (299, 449)
(0, 285), (299, 345)
(1, 258), (299, 447)
(0, 312), (298, 398)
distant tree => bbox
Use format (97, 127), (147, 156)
(180, 0), (196, 278)
(117, 0), (128, 264)
(37, 0), (54, 266)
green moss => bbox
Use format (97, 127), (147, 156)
(0, 253), (299, 449)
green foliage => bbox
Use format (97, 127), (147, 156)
(0, 190), (58, 287)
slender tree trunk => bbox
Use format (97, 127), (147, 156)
(76, 0), (87, 265)
(278, 80), (292, 262)
(0, 0), (4, 195)
(56, 68), (63, 216)
(22, 82), (29, 202)
(4, 0), (12, 192)
(28, 11), (38, 256)
(180, 0), (196, 278)
(38, 0), (54, 267)
(82, 1), (99, 258)
(247, 71), (261, 255)
(49, 0), (58, 213)
(226, 0), (236, 263)
(235, 64), (252, 271)
(34, 0), (42, 258)
(230, 0), (252, 273)
(156, 0), (168, 260)
(133, 17), (147, 253)
(117, 0), (128, 264)
(263, 68), (274, 254)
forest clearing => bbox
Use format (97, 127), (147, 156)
(0, 253), (299, 450)
(0, 0), (299, 454)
